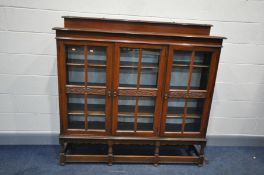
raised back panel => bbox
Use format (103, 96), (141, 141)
(63, 16), (211, 36)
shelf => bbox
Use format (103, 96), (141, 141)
(67, 60), (106, 67)
(172, 64), (209, 68)
(68, 111), (106, 116)
(67, 62), (84, 66)
(120, 61), (158, 69)
(118, 105), (155, 113)
(119, 84), (157, 88)
(120, 65), (158, 69)
(166, 114), (201, 119)
(118, 112), (153, 117)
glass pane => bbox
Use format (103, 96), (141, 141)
(185, 118), (201, 132)
(119, 48), (139, 87)
(137, 117), (153, 131)
(142, 49), (159, 67)
(138, 97), (155, 114)
(120, 48), (139, 66)
(66, 45), (84, 64)
(190, 67), (209, 90)
(118, 96), (136, 114)
(173, 51), (192, 65)
(67, 66), (85, 85)
(186, 99), (204, 116)
(167, 98), (185, 115)
(68, 94), (85, 114)
(184, 99), (204, 132)
(68, 115), (85, 129)
(117, 116), (134, 130)
(87, 67), (106, 86)
(88, 46), (107, 65)
(166, 98), (184, 132)
(117, 96), (156, 132)
(165, 118), (182, 132)
(87, 95), (105, 113)
(170, 67), (189, 89)
(87, 46), (107, 86)
(119, 68), (138, 87)
(194, 52), (211, 65)
(140, 69), (158, 88)
(88, 116), (105, 130)
(139, 49), (160, 88)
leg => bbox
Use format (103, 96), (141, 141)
(108, 141), (113, 166)
(198, 143), (206, 167)
(59, 140), (66, 166)
(154, 141), (160, 167)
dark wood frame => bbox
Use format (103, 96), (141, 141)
(53, 16), (225, 166)
(112, 43), (167, 137)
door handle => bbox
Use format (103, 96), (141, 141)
(113, 91), (118, 97)
(164, 93), (168, 100)
(107, 90), (111, 97)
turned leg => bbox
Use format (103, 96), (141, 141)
(198, 143), (206, 167)
(59, 140), (66, 166)
(154, 141), (160, 167)
(108, 141), (113, 166)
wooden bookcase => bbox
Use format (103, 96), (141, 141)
(53, 16), (225, 166)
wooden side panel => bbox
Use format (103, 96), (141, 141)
(57, 40), (68, 134)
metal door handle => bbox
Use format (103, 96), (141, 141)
(164, 93), (168, 99)
(107, 90), (111, 97)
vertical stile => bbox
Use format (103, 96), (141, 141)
(134, 48), (142, 131)
(181, 50), (195, 133)
(112, 44), (120, 135)
(59, 40), (68, 133)
(84, 46), (88, 130)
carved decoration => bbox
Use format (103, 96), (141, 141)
(169, 90), (207, 98)
(118, 89), (157, 96)
(66, 86), (106, 95)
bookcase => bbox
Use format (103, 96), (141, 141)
(53, 16), (225, 165)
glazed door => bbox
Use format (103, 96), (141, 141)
(160, 46), (219, 137)
(63, 41), (112, 135)
(112, 44), (166, 136)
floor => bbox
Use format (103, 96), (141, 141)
(0, 146), (263, 175)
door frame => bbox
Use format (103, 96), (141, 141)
(159, 45), (220, 138)
(59, 40), (114, 135)
(112, 43), (167, 137)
